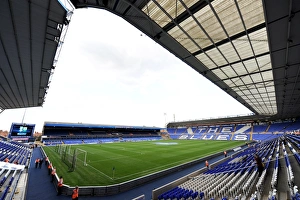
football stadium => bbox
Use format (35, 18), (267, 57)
(1, 0), (300, 200)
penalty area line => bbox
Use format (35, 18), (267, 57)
(86, 164), (114, 180)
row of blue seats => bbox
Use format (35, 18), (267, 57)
(287, 135), (300, 149)
(158, 187), (203, 200)
(44, 137), (162, 145)
(292, 192), (300, 200)
(0, 142), (29, 200)
(168, 133), (281, 141)
(157, 138), (278, 200)
(0, 142), (30, 165)
(167, 121), (300, 134)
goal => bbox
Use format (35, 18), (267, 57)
(55, 144), (70, 155)
(55, 145), (87, 171)
(71, 148), (87, 171)
(56, 144), (74, 170)
(69, 148), (87, 171)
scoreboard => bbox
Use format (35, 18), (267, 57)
(9, 123), (35, 138)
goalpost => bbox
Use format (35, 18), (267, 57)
(55, 144), (70, 155)
(56, 144), (74, 170)
(72, 148), (87, 171)
(55, 145), (87, 171)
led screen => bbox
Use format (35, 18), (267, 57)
(9, 123), (35, 137)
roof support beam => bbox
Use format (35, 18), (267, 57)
(191, 23), (266, 57)
(209, 52), (269, 71)
(112, 0), (119, 11)
(163, 0), (213, 32)
(217, 68), (272, 83)
(122, 0), (137, 16)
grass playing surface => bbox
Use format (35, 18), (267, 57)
(42, 140), (245, 186)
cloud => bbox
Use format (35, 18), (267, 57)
(0, 8), (251, 132)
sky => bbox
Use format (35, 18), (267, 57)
(0, 8), (252, 132)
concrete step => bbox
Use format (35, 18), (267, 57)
(278, 190), (289, 200)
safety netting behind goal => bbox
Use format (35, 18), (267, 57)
(73, 148), (87, 169)
(55, 144), (74, 171)
(55, 145), (87, 171)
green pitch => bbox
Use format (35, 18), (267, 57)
(42, 140), (245, 186)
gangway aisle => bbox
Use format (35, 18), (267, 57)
(286, 142), (300, 191)
(260, 156), (275, 199)
(276, 143), (290, 200)
(25, 147), (58, 200)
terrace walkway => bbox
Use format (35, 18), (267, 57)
(24, 146), (233, 200)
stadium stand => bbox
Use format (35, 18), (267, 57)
(166, 123), (286, 142)
(155, 135), (300, 200)
(0, 121), (298, 200)
(2, 0), (300, 199)
(0, 141), (30, 200)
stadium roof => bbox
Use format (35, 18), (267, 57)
(166, 114), (282, 128)
(1, 0), (300, 124)
(43, 121), (162, 130)
(0, 0), (73, 112)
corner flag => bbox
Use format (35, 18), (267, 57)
(112, 166), (115, 179)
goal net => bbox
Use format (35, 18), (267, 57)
(75, 148), (87, 166)
(55, 145), (87, 171)
(56, 144), (74, 170)
(55, 144), (70, 155)
(71, 148), (87, 171)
